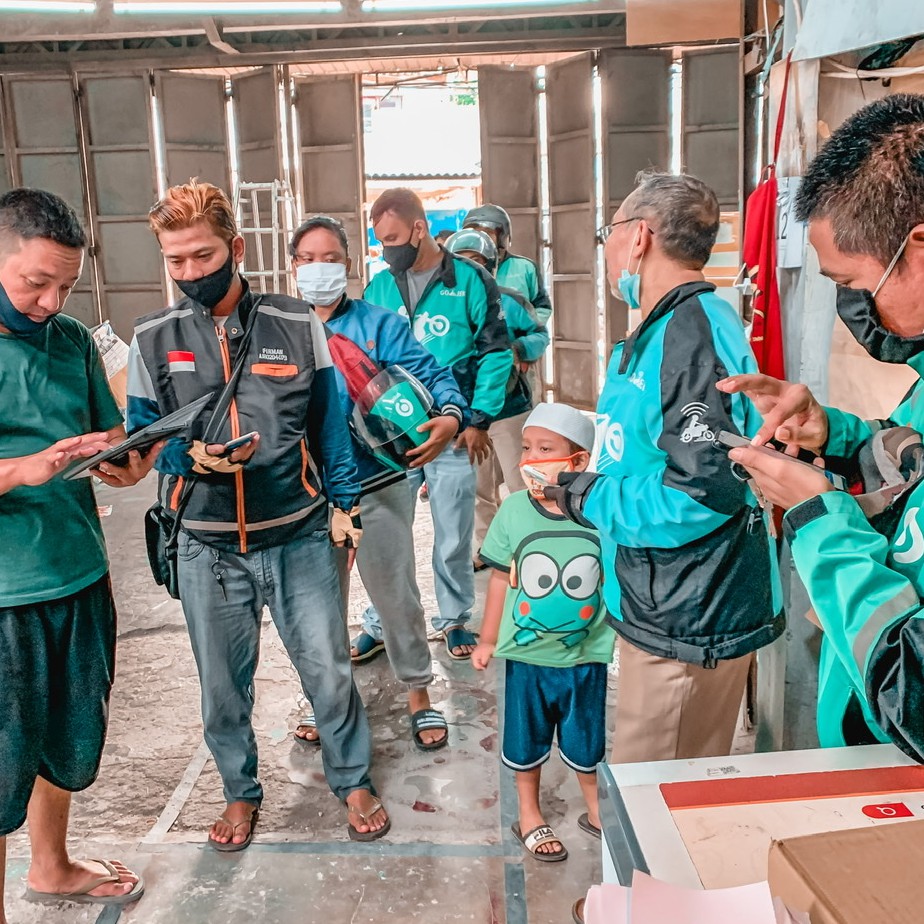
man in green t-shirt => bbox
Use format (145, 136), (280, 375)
(472, 402), (613, 864)
(0, 188), (159, 920)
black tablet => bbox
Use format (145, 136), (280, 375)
(63, 392), (214, 480)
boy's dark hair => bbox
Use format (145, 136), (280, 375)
(0, 187), (86, 252)
(795, 93), (924, 263)
(290, 214), (349, 258)
(622, 170), (720, 269)
(370, 187), (427, 228)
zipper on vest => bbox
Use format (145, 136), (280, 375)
(216, 325), (248, 554)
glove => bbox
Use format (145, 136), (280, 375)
(188, 440), (244, 475)
(331, 506), (363, 548)
(543, 471), (600, 528)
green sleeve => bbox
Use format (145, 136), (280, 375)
(86, 335), (124, 431)
(785, 491), (922, 733)
(479, 496), (515, 571)
(469, 270), (513, 426)
(823, 406), (874, 457)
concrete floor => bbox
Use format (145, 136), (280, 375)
(4, 478), (615, 924)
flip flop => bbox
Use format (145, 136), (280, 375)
(511, 822), (568, 863)
(572, 897), (585, 924)
(442, 626), (478, 661)
(410, 708), (449, 751)
(209, 807), (259, 852)
(294, 715), (321, 746)
(351, 631), (386, 664)
(577, 812), (602, 839)
(24, 859), (145, 906)
(346, 800), (391, 842)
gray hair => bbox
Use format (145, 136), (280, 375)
(623, 171), (719, 269)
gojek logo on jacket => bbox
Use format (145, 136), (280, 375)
(413, 311), (451, 345)
(894, 506), (924, 565)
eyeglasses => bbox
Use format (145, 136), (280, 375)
(596, 216), (643, 244)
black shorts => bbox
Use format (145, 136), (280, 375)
(0, 575), (116, 836)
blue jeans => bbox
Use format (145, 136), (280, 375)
(177, 527), (373, 804)
(364, 444), (476, 637)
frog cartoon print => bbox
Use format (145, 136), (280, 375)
(509, 531), (602, 649)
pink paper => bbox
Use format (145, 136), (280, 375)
(584, 883), (631, 924)
(630, 871), (778, 923)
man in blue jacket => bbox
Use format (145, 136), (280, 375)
(548, 171), (783, 764)
(365, 188), (512, 659)
(127, 182), (389, 847)
(289, 214), (469, 749)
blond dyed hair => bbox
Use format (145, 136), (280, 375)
(148, 179), (237, 243)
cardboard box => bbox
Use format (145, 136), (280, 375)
(768, 818), (924, 923)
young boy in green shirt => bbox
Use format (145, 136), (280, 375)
(472, 403), (614, 862)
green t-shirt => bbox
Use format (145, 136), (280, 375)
(480, 489), (615, 667)
(0, 315), (122, 607)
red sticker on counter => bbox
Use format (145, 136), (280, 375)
(862, 802), (914, 819)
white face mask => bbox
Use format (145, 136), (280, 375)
(296, 262), (348, 307)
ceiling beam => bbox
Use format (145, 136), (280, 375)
(0, 11), (625, 70)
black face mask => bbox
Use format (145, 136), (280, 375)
(176, 251), (235, 309)
(835, 284), (924, 365)
(382, 234), (419, 273)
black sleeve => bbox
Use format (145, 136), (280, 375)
(656, 303), (749, 516)
(866, 618), (924, 763)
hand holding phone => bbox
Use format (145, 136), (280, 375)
(215, 431), (258, 458)
(714, 430), (846, 491)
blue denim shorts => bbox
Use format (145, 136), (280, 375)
(501, 658), (607, 774)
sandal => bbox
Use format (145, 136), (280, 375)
(410, 708), (449, 752)
(351, 631), (386, 664)
(209, 807), (259, 853)
(294, 715), (320, 746)
(24, 859), (145, 906)
(442, 626), (478, 660)
(572, 897), (586, 924)
(346, 800), (391, 842)
(511, 822), (568, 863)
(577, 812), (602, 839)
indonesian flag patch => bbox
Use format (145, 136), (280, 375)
(167, 350), (196, 373)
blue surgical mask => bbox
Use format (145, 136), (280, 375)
(616, 270), (642, 311)
(613, 226), (643, 310)
(0, 279), (51, 337)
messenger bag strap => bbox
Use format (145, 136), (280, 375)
(167, 294), (263, 541)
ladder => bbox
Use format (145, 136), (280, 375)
(233, 180), (298, 297)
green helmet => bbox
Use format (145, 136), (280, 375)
(350, 365), (435, 473)
(444, 228), (498, 273)
(463, 204), (511, 249)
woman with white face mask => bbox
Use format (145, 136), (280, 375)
(288, 215), (470, 753)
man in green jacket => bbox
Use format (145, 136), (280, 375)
(721, 93), (924, 760)
(365, 188), (512, 659)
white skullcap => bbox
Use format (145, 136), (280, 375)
(522, 402), (595, 452)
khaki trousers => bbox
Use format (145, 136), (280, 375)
(611, 635), (753, 764)
(473, 411), (531, 552)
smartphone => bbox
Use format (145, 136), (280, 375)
(521, 464), (550, 486)
(218, 431), (258, 458)
(714, 429), (847, 491)
(714, 429), (820, 464)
